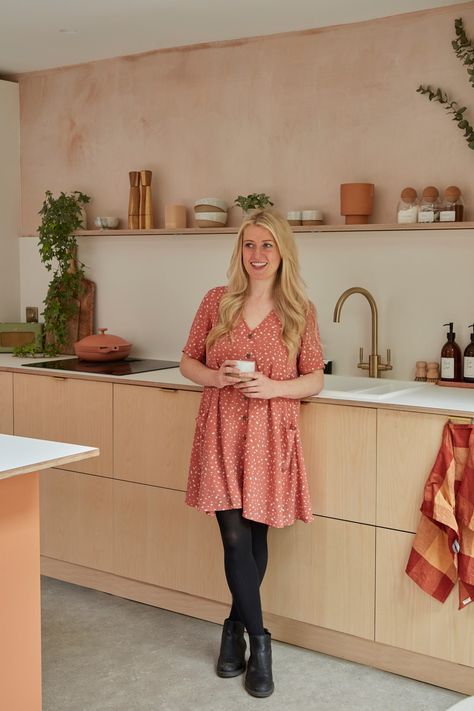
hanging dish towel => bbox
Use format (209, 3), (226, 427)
(406, 422), (474, 609)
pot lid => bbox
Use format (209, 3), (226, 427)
(75, 328), (131, 348)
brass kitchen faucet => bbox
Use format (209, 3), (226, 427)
(333, 287), (392, 378)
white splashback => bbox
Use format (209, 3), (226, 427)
(18, 228), (474, 380)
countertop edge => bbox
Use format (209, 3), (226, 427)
(1, 362), (473, 417)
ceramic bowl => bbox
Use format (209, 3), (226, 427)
(194, 197), (228, 213)
(195, 211), (228, 228)
(94, 216), (120, 229)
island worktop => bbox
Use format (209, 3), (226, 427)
(0, 434), (98, 711)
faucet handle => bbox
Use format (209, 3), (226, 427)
(359, 347), (364, 365)
(386, 348), (391, 366)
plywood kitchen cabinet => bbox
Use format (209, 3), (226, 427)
(40, 468), (114, 571)
(376, 410), (446, 532)
(0, 371), (13, 434)
(114, 384), (201, 489)
(262, 516), (375, 639)
(113, 479), (229, 601)
(300, 401), (376, 524)
(376, 527), (474, 667)
(13, 373), (113, 476)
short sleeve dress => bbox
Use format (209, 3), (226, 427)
(182, 286), (324, 528)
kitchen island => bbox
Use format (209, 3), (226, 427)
(0, 354), (473, 695)
(0, 434), (98, 711)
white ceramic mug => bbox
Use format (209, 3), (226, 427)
(233, 359), (256, 381)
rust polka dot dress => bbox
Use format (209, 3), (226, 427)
(183, 287), (324, 528)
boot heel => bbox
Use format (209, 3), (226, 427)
(244, 629), (274, 697)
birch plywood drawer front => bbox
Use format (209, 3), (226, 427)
(261, 516), (376, 640)
(376, 410), (446, 532)
(376, 528), (474, 666)
(114, 384), (201, 489)
(0, 371), (13, 434)
(300, 402), (376, 524)
(13, 373), (113, 476)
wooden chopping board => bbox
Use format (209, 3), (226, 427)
(63, 277), (96, 355)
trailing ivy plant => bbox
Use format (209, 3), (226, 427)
(38, 190), (90, 355)
(234, 193), (274, 212)
(417, 17), (474, 149)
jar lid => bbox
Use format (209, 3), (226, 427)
(76, 328), (131, 349)
(444, 185), (461, 200)
(421, 185), (439, 199)
(400, 187), (417, 201)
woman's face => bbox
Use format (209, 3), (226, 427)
(241, 225), (282, 284)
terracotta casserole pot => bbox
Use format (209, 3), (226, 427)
(74, 328), (132, 362)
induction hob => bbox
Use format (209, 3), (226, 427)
(22, 357), (180, 377)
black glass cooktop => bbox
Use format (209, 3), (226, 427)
(22, 357), (180, 377)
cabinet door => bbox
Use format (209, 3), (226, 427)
(40, 468), (114, 571)
(376, 527), (474, 666)
(300, 402), (376, 524)
(114, 384), (201, 489)
(261, 516), (375, 640)
(113, 480), (228, 602)
(0, 371), (13, 434)
(377, 410), (446, 532)
(14, 373), (112, 476)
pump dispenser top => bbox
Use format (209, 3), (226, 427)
(440, 322), (461, 381)
(444, 322), (455, 341)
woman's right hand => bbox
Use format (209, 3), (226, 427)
(214, 360), (240, 388)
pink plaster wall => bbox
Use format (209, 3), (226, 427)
(18, 3), (474, 233)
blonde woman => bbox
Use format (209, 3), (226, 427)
(180, 209), (324, 698)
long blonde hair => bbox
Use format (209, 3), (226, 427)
(206, 209), (310, 361)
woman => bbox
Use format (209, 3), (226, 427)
(180, 209), (324, 698)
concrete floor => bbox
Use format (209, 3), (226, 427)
(41, 576), (465, 711)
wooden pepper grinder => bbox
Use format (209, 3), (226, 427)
(415, 361), (427, 381)
(128, 171), (140, 229)
(426, 362), (440, 383)
(139, 170), (154, 229)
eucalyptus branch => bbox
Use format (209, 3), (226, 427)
(417, 84), (474, 149)
(452, 17), (474, 88)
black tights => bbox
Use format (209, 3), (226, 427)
(216, 509), (269, 636)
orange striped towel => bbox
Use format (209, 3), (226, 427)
(406, 422), (474, 609)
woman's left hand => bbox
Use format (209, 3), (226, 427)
(233, 371), (281, 400)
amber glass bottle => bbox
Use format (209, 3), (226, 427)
(440, 322), (462, 381)
(464, 324), (474, 383)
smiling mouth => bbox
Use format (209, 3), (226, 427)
(250, 261), (268, 269)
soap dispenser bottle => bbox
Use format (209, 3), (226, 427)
(464, 324), (474, 383)
(440, 322), (462, 381)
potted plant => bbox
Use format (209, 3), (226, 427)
(234, 193), (274, 216)
(37, 190), (90, 355)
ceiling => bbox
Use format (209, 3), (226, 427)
(1, 0), (469, 75)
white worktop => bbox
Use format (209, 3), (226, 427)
(0, 433), (99, 481)
(1, 354), (473, 417)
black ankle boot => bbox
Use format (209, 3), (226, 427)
(244, 629), (274, 697)
(216, 618), (246, 678)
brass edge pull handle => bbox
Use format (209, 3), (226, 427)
(157, 387), (178, 392)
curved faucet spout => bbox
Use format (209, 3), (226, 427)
(333, 287), (378, 357)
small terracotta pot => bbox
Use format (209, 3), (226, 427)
(340, 183), (374, 224)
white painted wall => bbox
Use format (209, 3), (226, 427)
(18, 227), (474, 380)
(0, 80), (20, 321)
